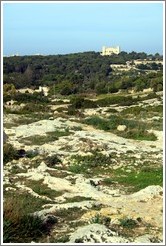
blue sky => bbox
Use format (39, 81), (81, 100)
(3, 1), (164, 56)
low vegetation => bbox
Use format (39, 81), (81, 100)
(24, 179), (63, 199)
(3, 193), (53, 243)
(83, 115), (157, 141)
(44, 154), (62, 168)
(21, 129), (71, 145)
(69, 151), (112, 174)
(3, 143), (19, 164)
(103, 167), (163, 193)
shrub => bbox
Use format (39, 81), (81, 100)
(68, 163), (86, 174)
(90, 213), (111, 226)
(121, 106), (144, 115)
(71, 126), (83, 131)
(3, 195), (53, 243)
(119, 218), (138, 229)
(70, 96), (85, 109)
(26, 150), (39, 159)
(22, 103), (48, 114)
(44, 154), (62, 168)
(96, 95), (137, 107)
(3, 143), (19, 164)
(67, 106), (80, 116)
(118, 96), (137, 106)
(82, 99), (98, 108)
(13, 92), (49, 104)
(105, 108), (118, 113)
(70, 96), (98, 109)
(84, 116), (110, 131)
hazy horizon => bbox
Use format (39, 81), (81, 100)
(3, 49), (163, 58)
(3, 1), (164, 56)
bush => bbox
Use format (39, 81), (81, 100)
(119, 218), (138, 229)
(82, 99), (98, 108)
(22, 103), (48, 114)
(13, 92), (49, 104)
(90, 214), (111, 226)
(3, 143), (19, 164)
(70, 96), (85, 109)
(95, 94), (140, 107)
(3, 195), (52, 243)
(67, 106), (80, 116)
(26, 150), (39, 159)
(44, 154), (62, 168)
(84, 116), (110, 131)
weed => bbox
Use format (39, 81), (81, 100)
(90, 213), (102, 224)
(90, 213), (111, 226)
(3, 194), (51, 243)
(69, 152), (112, 174)
(121, 105), (163, 118)
(119, 217), (138, 229)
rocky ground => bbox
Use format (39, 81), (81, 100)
(3, 91), (163, 243)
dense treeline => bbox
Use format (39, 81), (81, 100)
(3, 51), (163, 95)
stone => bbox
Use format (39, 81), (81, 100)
(17, 149), (26, 158)
(42, 214), (58, 225)
(3, 131), (8, 143)
(134, 234), (152, 243)
(117, 125), (127, 131)
(69, 224), (130, 243)
(130, 185), (163, 200)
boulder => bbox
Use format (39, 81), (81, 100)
(69, 224), (130, 243)
(117, 125), (127, 132)
(134, 234), (153, 243)
(3, 131), (8, 143)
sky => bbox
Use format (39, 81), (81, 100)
(2, 1), (164, 56)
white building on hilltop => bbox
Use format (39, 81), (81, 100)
(101, 45), (120, 56)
